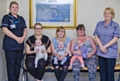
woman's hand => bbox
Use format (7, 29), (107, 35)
(56, 54), (60, 58)
(54, 52), (60, 58)
(16, 37), (21, 44)
(58, 55), (64, 60)
(74, 50), (82, 55)
(103, 46), (107, 53)
(100, 46), (107, 53)
(87, 53), (92, 58)
(16, 37), (24, 44)
(34, 49), (39, 54)
(41, 49), (47, 53)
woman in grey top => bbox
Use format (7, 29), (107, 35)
(71, 24), (97, 81)
(93, 7), (120, 81)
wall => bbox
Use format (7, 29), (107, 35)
(6, 0), (120, 40)
(77, 0), (120, 36)
(1, 0), (120, 80)
(6, 0), (120, 39)
(0, 0), (7, 81)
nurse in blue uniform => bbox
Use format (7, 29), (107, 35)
(94, 7), (120, 81)
(1, 1), (27, 81)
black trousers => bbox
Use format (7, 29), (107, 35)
(52, 59), (70, 81)
(25, 56), (48, 80)
(4, 50), (23, 81)
(98, 56), (116, 81)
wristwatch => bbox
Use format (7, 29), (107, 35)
(105, 44), (109, 48)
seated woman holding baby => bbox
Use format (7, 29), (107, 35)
(71, 24), (98, 81)
(51, 26), (71, 81)
(25, 23), (51, 81)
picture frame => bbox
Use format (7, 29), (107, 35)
(29, 0), (77, 29)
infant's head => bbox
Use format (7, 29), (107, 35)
(58, 41), (64, 49)
(77, 39), (83, 47)
(35, 40), (42, 46)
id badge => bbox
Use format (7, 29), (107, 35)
(10, 24), (16, 29)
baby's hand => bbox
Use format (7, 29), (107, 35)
(54, 51), (57, 54)
(54, 52), (60, 58)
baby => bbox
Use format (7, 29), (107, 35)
(70, 39), (88, 68)
(54, 41), (71, 65)
(34, 40), (48, 68)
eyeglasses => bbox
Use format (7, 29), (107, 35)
(58, 30), (64, 33)
(78, 29), (85, 31)
(34, 28), (42, 30)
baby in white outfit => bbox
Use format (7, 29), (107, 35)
(34, 40), (48, 68)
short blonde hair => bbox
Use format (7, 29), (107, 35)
(56, 26), (66, 42)
(104, 7), (115, 19)
(9, 1), (19, 8)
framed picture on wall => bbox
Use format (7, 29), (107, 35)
(29, 0), (77, 28)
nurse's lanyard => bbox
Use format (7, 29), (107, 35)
(11, 16), (20, 24)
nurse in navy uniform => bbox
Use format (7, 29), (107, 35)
(1, 1), (27, 81)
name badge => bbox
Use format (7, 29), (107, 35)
(10, 24), (16, 29)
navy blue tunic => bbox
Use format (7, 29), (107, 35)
(1, 13), (27, 50)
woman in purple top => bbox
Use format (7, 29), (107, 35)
(93, 7), (120, 81)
